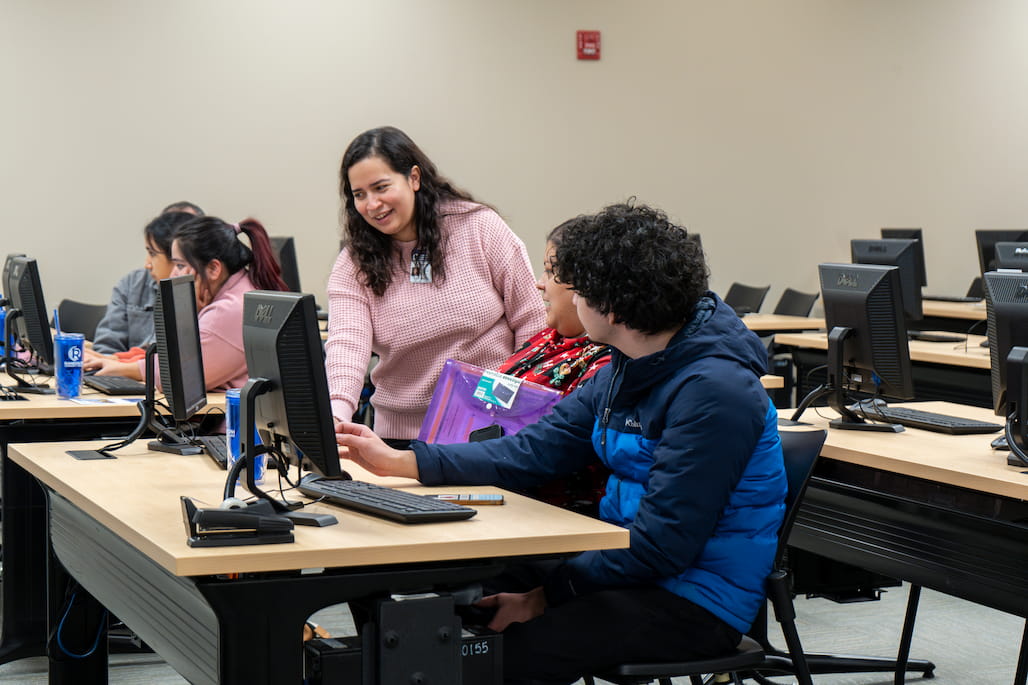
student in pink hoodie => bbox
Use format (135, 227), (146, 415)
(88, 217), (287, 390)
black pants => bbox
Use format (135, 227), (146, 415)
(474, 562), (743, 685)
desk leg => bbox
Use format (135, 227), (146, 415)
(1015, 619), (1027, 685)
(46, 511), (109, 683)
(0, 449), (48, 665)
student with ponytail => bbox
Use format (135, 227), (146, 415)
(88, 216), (287, 390)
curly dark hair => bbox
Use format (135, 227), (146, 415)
(339, 126), (477, 296)
(552, 201), (709, 335)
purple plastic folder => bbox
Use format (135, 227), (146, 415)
(418, 359), (564, 444)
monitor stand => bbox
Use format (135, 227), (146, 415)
(791, 326), (903, 432)
(3, 310), (53, 394)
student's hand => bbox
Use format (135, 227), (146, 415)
(335, 421), (420, 479)
(476, 587), (547, 632)
(82, 348), (114, 373)
(93, 357), (143, 380)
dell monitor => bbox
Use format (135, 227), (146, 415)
(96, 275), (209, 457)
(993, 242), (1028, 272)
(230, 290), (342, 508)
(983, 271), (1028, 466)
(851, 238), (923, 322)
(4, 256), (55, 393)
(154, 276), (207, 423)
(880, 228), (926, 287)
(270, 237), (301, 293)
(976, 230), (1028, 277)
(144, 275), (209, 454)
(791, 263), (914, 431)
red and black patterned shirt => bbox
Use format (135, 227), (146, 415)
(498, 328), (612, 516)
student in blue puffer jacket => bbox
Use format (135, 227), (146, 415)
(336, 200), (788, 685)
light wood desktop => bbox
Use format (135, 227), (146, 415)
(0, 372), (227, 420)
(922, 299), (986, 321)
(774, 331), (991, 370)
(785, 400), (1028, 685)
(7, 440), (629, 684)
(741, 313), (825, 332)
(8, 440), (628, 577)
(786, 400), (1023, 499)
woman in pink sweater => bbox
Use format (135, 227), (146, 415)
(327, 126), (545, 441)
(89, 217), (287, 390)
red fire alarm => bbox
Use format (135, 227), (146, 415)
(577, 30), (601, 60)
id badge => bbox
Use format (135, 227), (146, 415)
(410, 250), (432, 284)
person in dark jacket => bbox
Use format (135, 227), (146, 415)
(336, 201), (787, 685)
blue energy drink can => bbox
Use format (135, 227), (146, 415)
(226, 388), (265, 483)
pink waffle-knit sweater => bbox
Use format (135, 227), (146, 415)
(325, 200), (545, 439)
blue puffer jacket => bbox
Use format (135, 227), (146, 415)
(413, 293), (787, 633)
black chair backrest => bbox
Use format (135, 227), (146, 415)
(967, 276), (983, 299)
(773, 288), (819, 317)
(774, 428), (826, 564)
(724, 282), (771, 315)
(57, 299), (108, 341)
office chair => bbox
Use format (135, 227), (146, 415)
(772, 288), (819, 317)
(56, 300), (108, 340)
(724, 283), (771, 316)
(583, 428), (826, 685)
(966, 276), (983, 300)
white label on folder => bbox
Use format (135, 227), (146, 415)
(473, 371), (522, 410)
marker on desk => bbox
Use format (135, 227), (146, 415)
(430, 493), (504, 505)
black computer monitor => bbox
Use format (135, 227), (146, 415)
(2, 253), (25, 293)
(155, 276), (207, 421)
(976, 230), (1028, 276)
(87, 277), (210, 458)
(992, 242), (1028, 272)
(3, 255), (55, 393)
(880, 228), (926, 287)
(270, 237), (301, 293)
(983, 271), (1028, 466)
(143, 275), (208, 454)
(791, 263), (914, 431)
(851, 238), (923, 322)
(230, 290), (342, 508)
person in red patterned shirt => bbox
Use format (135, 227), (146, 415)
(498, 217), (612, 515)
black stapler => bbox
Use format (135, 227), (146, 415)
(180, 496), (295, 547)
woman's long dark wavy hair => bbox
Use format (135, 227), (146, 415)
(339, 126), (476, 296)
(172, 216), (288, 295)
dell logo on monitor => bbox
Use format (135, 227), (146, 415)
(868, 244), (887, 253)
(254, 304), (275, 324)
(837, 273), (859, 288)
(1016, 283), (1028, 299)
(1016, 247), (1028, 255)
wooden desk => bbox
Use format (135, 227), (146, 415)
(922, 299), (987, 321)
(8, 442), (628, 684)
(0, 382), (227, 669)
(774, 331), (993, 408)
(920, 299), (988, 334)
(741, 313), (825, 333)
(774, 331), (991, 370)
(785, 402), (1028, 685)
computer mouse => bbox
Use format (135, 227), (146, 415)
(991, 435), (1010, 450)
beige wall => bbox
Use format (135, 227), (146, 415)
(3, 0), (1028, 314)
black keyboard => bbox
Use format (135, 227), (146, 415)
(83, 375), (147, 395)
(196, 435), (228, 468)
(297, 478), (476, 524)
(852, 402), (1002, 435)
(922, 294), (983, 303)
